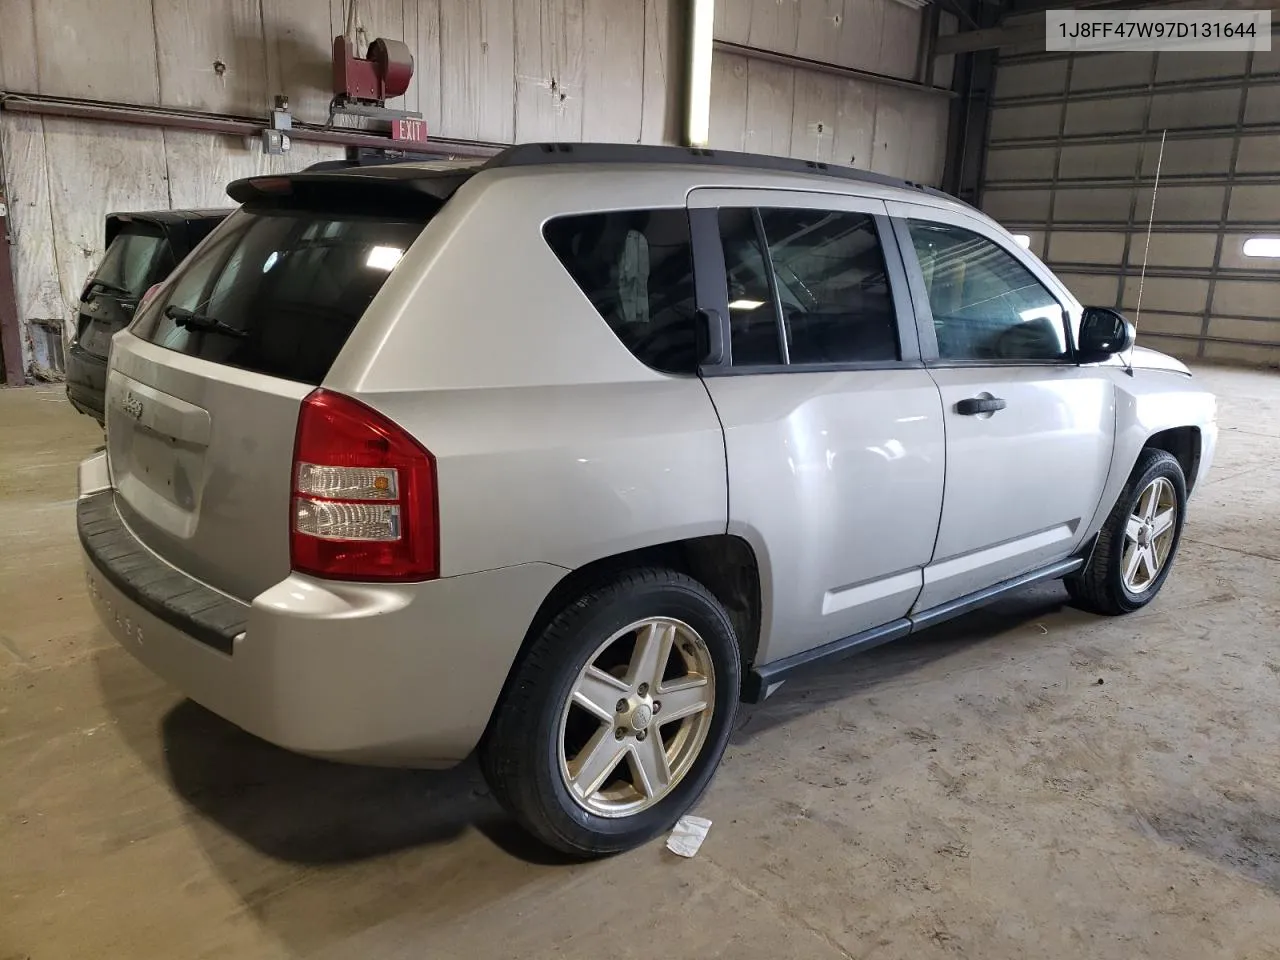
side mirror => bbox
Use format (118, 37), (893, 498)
(1078, 306), (1136, 363)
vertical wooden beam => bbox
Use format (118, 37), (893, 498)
(0, 198), (25, 385)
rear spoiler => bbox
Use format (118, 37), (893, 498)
(226, 167), (472, 211)
(104, 210), (231, 251)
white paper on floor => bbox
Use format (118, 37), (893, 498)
(666, 815), (712, 858)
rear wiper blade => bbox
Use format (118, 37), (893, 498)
(85, 278), (133, 298)
(164, 305), (248, 339)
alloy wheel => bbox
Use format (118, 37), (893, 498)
(557, 617), (716, 818)
(1121, 476), (1178, 594)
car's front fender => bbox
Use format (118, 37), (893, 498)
(1080, 368), (1217, 545)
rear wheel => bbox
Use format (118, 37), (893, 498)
(1067, 448), (1187, 615)
(481, 568), (740, 857)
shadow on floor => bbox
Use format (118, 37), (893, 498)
(94, 645), (573, 868)
(734, 580), (1086, 742)
(157, 698), (579, 867)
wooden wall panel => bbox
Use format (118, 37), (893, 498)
(744, 59), (795, 158)
(153, 0), (269, 114)
(411, 0), (443, 132)
(640, 0), (681, 145)
(32, 0), (159, 103)
(160, 132), (341, 209)
(790, 70), (838, 164)
(840, 0), (886, 74)
(261, 0), (344, 124)
(515, 0), (586, 142)
(877, 1), (922, 79)
(439, 0), (515, 142)
(795, 0), (847, 66)
(906, 95), (948, 185)
(833, 79), (877, 170)
(583, 0), (644, 143)
(868, 86), (910, 176)
(41, 119), (169, 332)
(715, 0), (753, 46)
(747, 0), (801, 56)
(0, 0), (39, 91)
(709, 52), (750, 152)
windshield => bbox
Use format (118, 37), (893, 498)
(130, 207), (428, 385)
(91, 227), (169, 298)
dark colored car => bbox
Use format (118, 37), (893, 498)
(66, 209), (229, 423)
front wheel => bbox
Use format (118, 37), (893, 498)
(1067, 448), (1187, 615)
(480, 568), (740, 858)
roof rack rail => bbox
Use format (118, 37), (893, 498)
(480, 142), (943, 196)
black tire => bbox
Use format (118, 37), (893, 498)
(1066, 448), (1187, 616)
(480, 568), (741, 858)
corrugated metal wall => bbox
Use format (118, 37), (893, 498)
(982, 48), (1280, 368)
(709, 0), (955, 185)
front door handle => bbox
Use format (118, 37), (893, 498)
(955, 396), (1007, 415)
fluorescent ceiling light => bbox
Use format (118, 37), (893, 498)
(686, 0), (714, 147)
(1011, 234), (1032, 249)
(1243, 237), (1280, 258)
(728, 298), (766, 311)
(366, 246), (405, 271)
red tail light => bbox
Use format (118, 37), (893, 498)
(290, 390), (439, 581)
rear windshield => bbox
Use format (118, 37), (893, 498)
(93, 225), (171, 299)
(130, 207), (426, 384)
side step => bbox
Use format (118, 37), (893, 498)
(741, 557), (1083, 703)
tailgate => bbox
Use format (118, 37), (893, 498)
(106, 338), (309, 601)
(105, 196), (435, 602)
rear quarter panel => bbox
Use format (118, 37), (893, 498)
(328, 169), (729, 577)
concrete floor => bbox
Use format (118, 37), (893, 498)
(2, 366), (1279, 959)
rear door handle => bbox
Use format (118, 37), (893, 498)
(955, 396), (1007, 415)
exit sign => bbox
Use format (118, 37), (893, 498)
(392, 119), (428, 143)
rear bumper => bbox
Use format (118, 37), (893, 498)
(78, 456), (566, 766)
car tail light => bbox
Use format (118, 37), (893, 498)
(290, 390), (439, 581)
(140, 283), (161, 307)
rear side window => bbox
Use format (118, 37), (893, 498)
(92, 226), (172, 299)
(543, 209), (698, 375)
(131, 208), (426, 385)
(719, 208), (784, 365)
(717, 207), (899, 367)
(759, 209), (898, 363)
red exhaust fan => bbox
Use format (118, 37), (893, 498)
(331, 35), (414, 106)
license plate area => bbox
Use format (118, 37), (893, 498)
(80, 323), (113, 356)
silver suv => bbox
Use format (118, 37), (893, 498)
(78, 144), (1217, 857)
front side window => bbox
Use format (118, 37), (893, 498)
(543, 209), (698, 375)
(907, 221), (1069, 362)
(717, 207), (900, 367)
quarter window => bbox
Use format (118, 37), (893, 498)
(543, 210), (699, 375)
(907, 221), (1069, 362)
